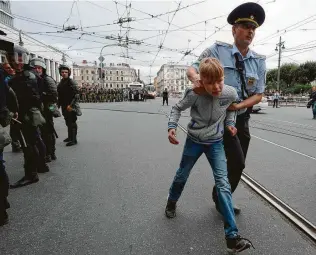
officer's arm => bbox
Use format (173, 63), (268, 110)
(45, 76), (58, 103)
(70, 80), (80, 105)
(187, 45), (219, 85)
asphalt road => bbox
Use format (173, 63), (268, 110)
(0, 98), (315, 255)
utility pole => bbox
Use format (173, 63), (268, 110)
(62, 53), (66, 64)
(275, 36), (285, 91)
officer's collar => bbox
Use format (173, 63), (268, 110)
(232, 44), (254, 59)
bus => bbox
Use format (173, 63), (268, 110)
(127, 82), (144, 90)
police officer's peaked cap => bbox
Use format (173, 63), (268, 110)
(227, 2), (265, 28)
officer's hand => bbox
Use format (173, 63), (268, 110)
(168, 129), (179, 145)
(228, 103), (241, 111)
(192, 79), (206, 95)
(226, 126), (237, 136)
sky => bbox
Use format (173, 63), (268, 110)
(8, 0), (316, 83)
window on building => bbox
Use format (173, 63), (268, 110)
(117, 77), (119, 81)
(181, 81), (184, 85)
(87, 76), (89, 80)
(110, 84), (112, 88)
(91, 71), (95, 74)
(110, 77), (112, 81)
(116, 71), (119, 75)
(106, 84), (108, 88)
(110, 71), (112, 75)
(81, 70), (83, 74)
(106, 77), (108, 80)
(121, 84), (123, 88)
(181, 86), (184, 90)
(121, 71), (123, 75)
(82, 76), (84, 80)
(86, 70), (89, 74)
(121, 77), (124, 81)
(106, 71), (108, 75)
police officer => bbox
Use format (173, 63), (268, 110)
(0, 40), (19, 224)
(6, 45), (49, 189)
(187, 2), (266, 216)
(30, 58), (58, 162)
(162, 88), (168, 106)
(57, 65), (81, 146)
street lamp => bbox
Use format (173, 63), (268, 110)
(99, 43), (127, 88)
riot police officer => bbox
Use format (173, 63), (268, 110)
(57, 65), (81, 146)
(6, 45), (49, 189)
(30, 58), (58, 162)
(0, 40), (19, 224)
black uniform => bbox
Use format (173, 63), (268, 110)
(0, 66), (18, 225)
(9, 70), (48, 188)
(57, 77), (80, 146)
(37, 73), (58, 161)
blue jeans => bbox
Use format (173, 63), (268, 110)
(312, 103), (316, 118)
(168, 137), (238, 238)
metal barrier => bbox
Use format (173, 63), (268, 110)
(268, 98), (308, 107)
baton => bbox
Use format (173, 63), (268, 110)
(52, 126), (59, 139)
(11, 118), (26, 148)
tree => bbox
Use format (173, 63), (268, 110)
(295, 61), (316, 84)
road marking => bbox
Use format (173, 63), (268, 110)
(256, 117), (316, 128)
(252, 135), (316, 161)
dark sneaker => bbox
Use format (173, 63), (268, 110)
(226, 235), (254, 253)
(165, 200), (176, 218)
(63, 138), (71, 142)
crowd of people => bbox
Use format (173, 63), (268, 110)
(77, 84), (149, 103)
(0, 41), (81, 227)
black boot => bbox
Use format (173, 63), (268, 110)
(165, 200), (177, 218)
(226, 235), (254, 253)
(51, 153), (57, 160)
(45, 155), (52, 163)
(66, 126), (77, 147)
(10, 175), (39, 189)
(63, 126), (72, 142)
(38, 163), (50, 173)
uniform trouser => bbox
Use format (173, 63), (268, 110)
(0, 149), (9, 221)
(10, 123), (21, 149)
(163, 97), (168, 105)
(168, 137), (238, 238)
(41, 113), (56, 156)
(20, 125), (46, 178)
(212, 113), (251, 203)
(64, 112), (78, 142)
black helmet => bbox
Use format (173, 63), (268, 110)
(6, 44), (30, 66)
(58, 64), (71, 76)
(29, 57), (47, 70)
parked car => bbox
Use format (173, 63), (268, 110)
(252, 96), (268, 113)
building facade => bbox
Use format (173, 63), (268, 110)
(156, 64), (192, 94)
(73, 62), (139, 88)
(0, 0), (69, 82)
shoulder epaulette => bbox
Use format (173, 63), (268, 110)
(252, 50), (266, 59)
(215, 41), (233, 48)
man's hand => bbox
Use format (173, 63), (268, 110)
(13, 112), (18, 120)
(228, 103), (242, 111)
(226, 126), (237, 136)
(168, 128), (179, 145)
(66, 105), (73, 112)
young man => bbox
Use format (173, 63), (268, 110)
(166, 58), (253, 253)
(57, 65), (81, 146)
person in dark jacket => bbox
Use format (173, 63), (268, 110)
(30, 58), (58, 162)
(0, 45), (19, 224)
(7, 45), (49, 189)
(307, 86), (316, 119)
(57, 65), (81, 146)
(162, 88), (169, 106)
